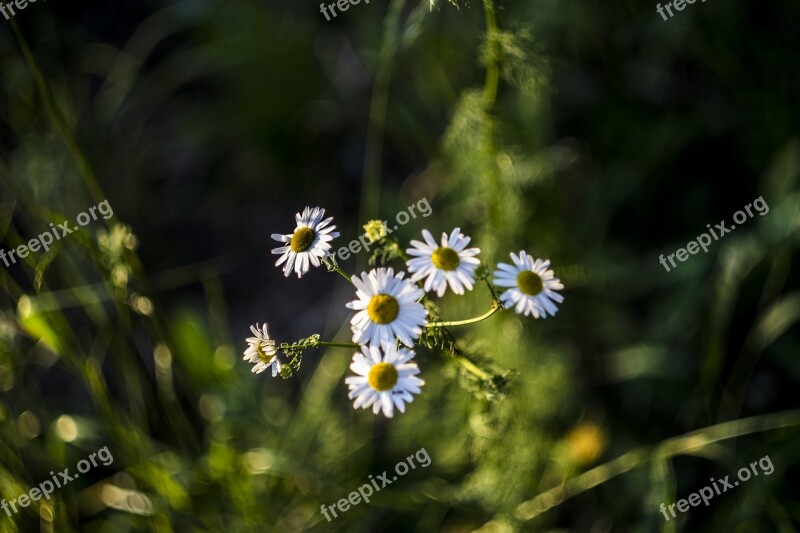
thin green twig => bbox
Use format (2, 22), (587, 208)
(426, 301), (502, 328)
(317, 341), (361, 349)
(323, 258), (352, 283)
(515, 409), (800, 522)
(455, 355), (492, 381)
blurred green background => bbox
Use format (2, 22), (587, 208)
(1, 0), (799, 530)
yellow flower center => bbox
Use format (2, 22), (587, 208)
(367, 294), (400, 324)
(431, 247), (460, 271)
(517, 270), (544, 296)
(290, 227), (316, 253)
(368, 362), (398, 391)
(256, 343), (275, 363)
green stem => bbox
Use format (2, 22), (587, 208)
(317, 341), (361, 349)
(483, 274), (500, 301)
(394, 243), (410, 262)
(426, 302), (502, 328)
(323, 258), (352, 283)
(456, 355), (491, 381)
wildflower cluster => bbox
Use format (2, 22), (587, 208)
(244, 207), (564, 417)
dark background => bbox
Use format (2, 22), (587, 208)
(0, 0), (798, 530)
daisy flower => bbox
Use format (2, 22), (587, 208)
(243, 323), (282, 376)
(346, 268), (427, 347)
(271, 206), (340, 278)
(493, 251), (564, 318)
(406, 228), (481, 297)
(345, 344), (424, 418)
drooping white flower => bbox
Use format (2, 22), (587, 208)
(243, 323), (282, 376)
(345, 344), (424, 418)
(493, 251), (564, 318)
(406, 228), (481, 297)
(346, 268), (427, 348)
(271, 207), (339, 278)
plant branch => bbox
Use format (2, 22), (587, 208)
(426, 301), (502, 328)
(323, 258), (352, 283)
(317, 341), (361, 349)
(455, 355), (492, 381)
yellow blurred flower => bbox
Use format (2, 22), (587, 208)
(565, 422), (606, 465)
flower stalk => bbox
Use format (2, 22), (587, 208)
(323, 258), (352, 283)
(426, 301), (503, 328)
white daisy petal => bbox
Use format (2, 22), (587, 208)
(421, 229), (438, 248)
(271, 206), (339, 278)
(380, 393), (394, 418)
(492, 251), (564, 319)
(350, 356), (372, 375)
(346, 344), (423, 418)
(405, 228), (481, 298)
(393, 395), (406, 413)
(243, 323), (282, 377)
(346, 268), (428, 348)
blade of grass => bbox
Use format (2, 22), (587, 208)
(516, 409), (800, 522)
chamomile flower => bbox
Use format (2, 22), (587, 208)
(271, 206), (340, 278)
(345, 344), (424, 418)
(493, 251), (564, 318)
(346, 268), (427, 347)
(363, 219), (389, 242)
(243, 323), (282, 376)
(406, 228), (481, 296)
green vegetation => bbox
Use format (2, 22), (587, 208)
(0, 0), (799, 530)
